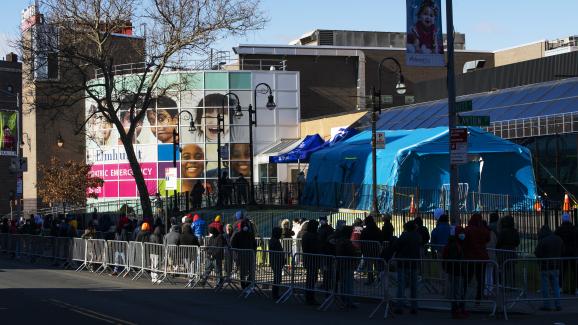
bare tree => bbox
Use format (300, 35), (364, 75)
(21, 0), (267, 217)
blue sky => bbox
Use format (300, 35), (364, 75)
(1, 0), (576, 56)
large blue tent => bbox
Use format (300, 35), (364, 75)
(302, 127), (537, 212)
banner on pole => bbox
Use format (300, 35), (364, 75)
(0, 110), (18, 156)
(406, 0), (445, 67)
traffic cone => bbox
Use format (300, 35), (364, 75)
(563, 193), (570, 212)
(534, 198), (541, 212)
(410, 195), (416, 214)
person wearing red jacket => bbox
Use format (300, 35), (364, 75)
(463, 213), (490, 302)
(208, 215), (224, 234)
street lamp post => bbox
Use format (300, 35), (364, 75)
(171, 110), (195, 221)
(372, 57), (406, 216)
(216, 93), (242, 207)
(242, 83), (276, 205)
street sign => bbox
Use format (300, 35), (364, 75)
(165, 167), (177, 190)
(450, 128), (468, 165)
(458, 115), (490, 127)
(455, 100), (473, 113)
(376, 132), (386, 149)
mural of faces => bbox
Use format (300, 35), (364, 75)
(147, 108), (178, 143)
(87, 104), (113, 146)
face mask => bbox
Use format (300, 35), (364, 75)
(458, 234), (466, 241)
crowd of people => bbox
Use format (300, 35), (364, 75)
(2, 208), (578, 318)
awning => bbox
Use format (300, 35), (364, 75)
(269, 134), (325, 163)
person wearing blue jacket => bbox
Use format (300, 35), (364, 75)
(191, 214), (207, 239)
(431, 212), (451, 256)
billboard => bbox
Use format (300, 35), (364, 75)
(86, 71), (300, 200)
(406, 0), (445, 67)
(0, 110), (18, 156)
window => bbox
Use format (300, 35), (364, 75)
(259, 163), (277, 183)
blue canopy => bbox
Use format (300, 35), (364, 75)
(269, 134), (325, 163)
(302, 127), (537, 212)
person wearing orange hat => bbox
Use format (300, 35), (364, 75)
(136, 222), (151, 242)
(208, 215), (224, 234)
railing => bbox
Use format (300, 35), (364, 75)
(3, 234), (578, 320)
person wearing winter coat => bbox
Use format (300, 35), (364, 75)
(111, 225), (130, 276)
(202, 226), (226, 286)
(555, 213), (578, 294)
(336, 225), (360, 308)
(231, 221), (257, 289)
(317, 216), (335, 254)
(164, 223), (181, 246)
(300, 219), (320, 305)
(208, 215), (224, 234)
(191, 214), (207, 239)
(360, 216), (383, 284)
(430, 214), (451, 256)
(464, 213), (490, 302)
(442, 226), (468, 319)
(414, 216), (430, 247)
(381, 214), (395, 243)
(179, 224), (200, 246)
(280, 219), (295, 239)
(496, 215), (521, 262)
(388, 221), (422, 314)
(269, 227), (286, 300)
(535, 225), (564, 311)
(350, 218), (364, 251)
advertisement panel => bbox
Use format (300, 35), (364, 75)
(406, 0), (445, 67)
(0, 110), (18, 156)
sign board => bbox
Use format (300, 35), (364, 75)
(455, 100), (473, 113)
(405, 0), (444, 67)
(458, 115), (490, 127)
(165, 167), (177, 190)
(376, 132), (386, 149)
(450, 128), (468, 165)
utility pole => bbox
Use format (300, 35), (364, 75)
(446, 0), (459, 225)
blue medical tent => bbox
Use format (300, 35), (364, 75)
(302, 127), (537, 212)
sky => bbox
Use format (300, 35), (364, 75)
(1, 0), (577, 57)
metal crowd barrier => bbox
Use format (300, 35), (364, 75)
(501, 257), (578, 320)
(386, 258), (499, 317)
(5, 233), (578, 321)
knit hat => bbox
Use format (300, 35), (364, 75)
(562, 213), (571, 222)
(235, 210), (244, 220)
(215, 215), (221, 222)
(433, 208), (444, 220)
(141, 222), (151, 231)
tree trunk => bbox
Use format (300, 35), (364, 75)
(121, 136), (153, 219)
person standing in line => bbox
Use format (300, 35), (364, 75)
(464, 213), (490, 302)
(191, 214), (207, 239)
(535, 224), (564, 311)
(202, 226), (226, 287)
(388, 220), (422, 315)
(280, 219), (295, 239)
(430, 212), (451, 257)
(269, 227), (286, 300)
(336, 225), (360, 309)
(360, 215), (382, 284)
(555, 213), (578, 294)
(208, 215), (224, 234)
(443, 226), (468, 319)
(231, 220), (257, 290)
(381, 214), (395, 243)
(300, 220), (320, 305)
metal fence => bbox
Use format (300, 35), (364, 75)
(4, 234), (578, 320)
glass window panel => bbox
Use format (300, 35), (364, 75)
(204, 72), (228, 90)
(229, 72), (251, 89)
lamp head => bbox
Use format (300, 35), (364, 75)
(188, 121), (196, 133)
(57, 134), (64, 148)
(266, 94), (276, 110)
(396, 74), (406, 95)
(234, 105), (243, 119)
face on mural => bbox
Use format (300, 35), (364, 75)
(230, 143), (250, 177)
(147, 108), (178, 143)
(87, 105), (113, 146)
(181, 143), (205, 178)
(120, 111), (143, 144)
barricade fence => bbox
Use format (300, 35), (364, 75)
(4, 233), (578, 319)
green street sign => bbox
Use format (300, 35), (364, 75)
(455, 100), (473, 113)
(458, 115), (490, 127)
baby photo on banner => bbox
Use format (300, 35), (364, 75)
(406, 0), (445, 67)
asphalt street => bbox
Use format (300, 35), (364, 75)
(0, 257), (576, 325)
